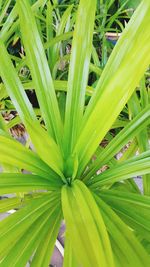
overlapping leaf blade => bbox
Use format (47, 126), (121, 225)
(83, 104), (150, 181)
(63, 0), (96, 157)
(98, 189), (150, 241)
(0, 173), (61, 194)
(0, 209), (52, 267)
(25, 120), (64, 179)
(17, 0), (63, 148)
(0, 40), (36, 123)
(0, 192), (61, 266)
(63, 234), (78, 267)
(94, 194), (150, 267)
(0, 0), (48, 41)
(0, 0), (150, 265)
(0, 197), (22, 213)
(50, 5), (73, 72)
(0, 193), (57, 258)
(75, 0), (150, 175)
(30, 208), (62, 267)
(0, 134), (59, 181)
(62, 180), (114, 267)
(128, 88), (150, 195)
(88, 151), (150, 188)
(0, 40), (64, 178)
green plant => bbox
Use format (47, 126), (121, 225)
(0, 0), (150, 266)
(120, 0), (141, 10)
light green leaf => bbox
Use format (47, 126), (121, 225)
(25, 120), (64, 179)
(0, 134), (59, 181)
(1, 202), (61, 267)
(63, 0), (96, 158)
(75, 0), (150, 175)
(94, 193), (150, 267)
(0, 0), (11, 24)
(63, 234), (78, 267)
(23, 80), (94, 96)
(0, 173), (62, 194)
(128, 87), (150, 195)
(0, 0), (48, 42)
(31, 208), (62, 267)
(88, 151), (150, 188)
(0, 82), (7, 100)
(0, 209), (51, 267)
(0, 40), (36, 123)
(0, 113), (7, 132)
(98, 189), (150, 241)
(0, 4), (17, 41)
(51, 5), (73, 71)
(46, 1), (53, 69)
(62, 180), (114, 267)
(83, 105), (150, 181)
(44, 31), (73, 50)
(120, 0), (141, 10)
(0, 197), (22, 213)
(17, 0), (63, 148)
(0, 192), (60, 259)
(6, 116), (21, 129)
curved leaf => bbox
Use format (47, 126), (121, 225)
(63, 234), (78, 267)
(50, 5), (73, 71)
(63, 0), (96, 157)
(83, 104), (150, 181)
(62, 180), (114, 267)
(0, 197), (22, 213)
(1, 202), (61, 267)
(0, 173), (62, 194)
(31, 208), (62, 267)
(99, 189), (150, 241)
(94, 194), (150, 267)
(0, 134), (59, 181)
(0, 40), (36, 123)
(0, 192), (60, 259)
(25, 120), (64, 179)
(17, 0), (63, 148)
(75, 0), (150, 175)
(88, 152), (150, 188)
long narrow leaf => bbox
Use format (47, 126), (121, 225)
(83, 105), (150, 181)
(0, 197), (22, 213)
(0, 193), (59, 258)
(51, 5), (73, 71)
(128, 90), (150, 195)
(0, 173), (62, 194)
(63, 234), (78, 267)
(75, 0), (150, 175)
(94, 194), (150, 267)
(63, 0), (96, 157)
(25, 120), (64, 179)
(31, 207), (62, 267)
(1, 203), (61, 267)
(88, 152), (150, 188)
(99, 189), (150, 241)
(17, 0), (63, 148)
(0, 40), (36, 123)
(0, 134), (59, 181)
(62, 180), (114, 267)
